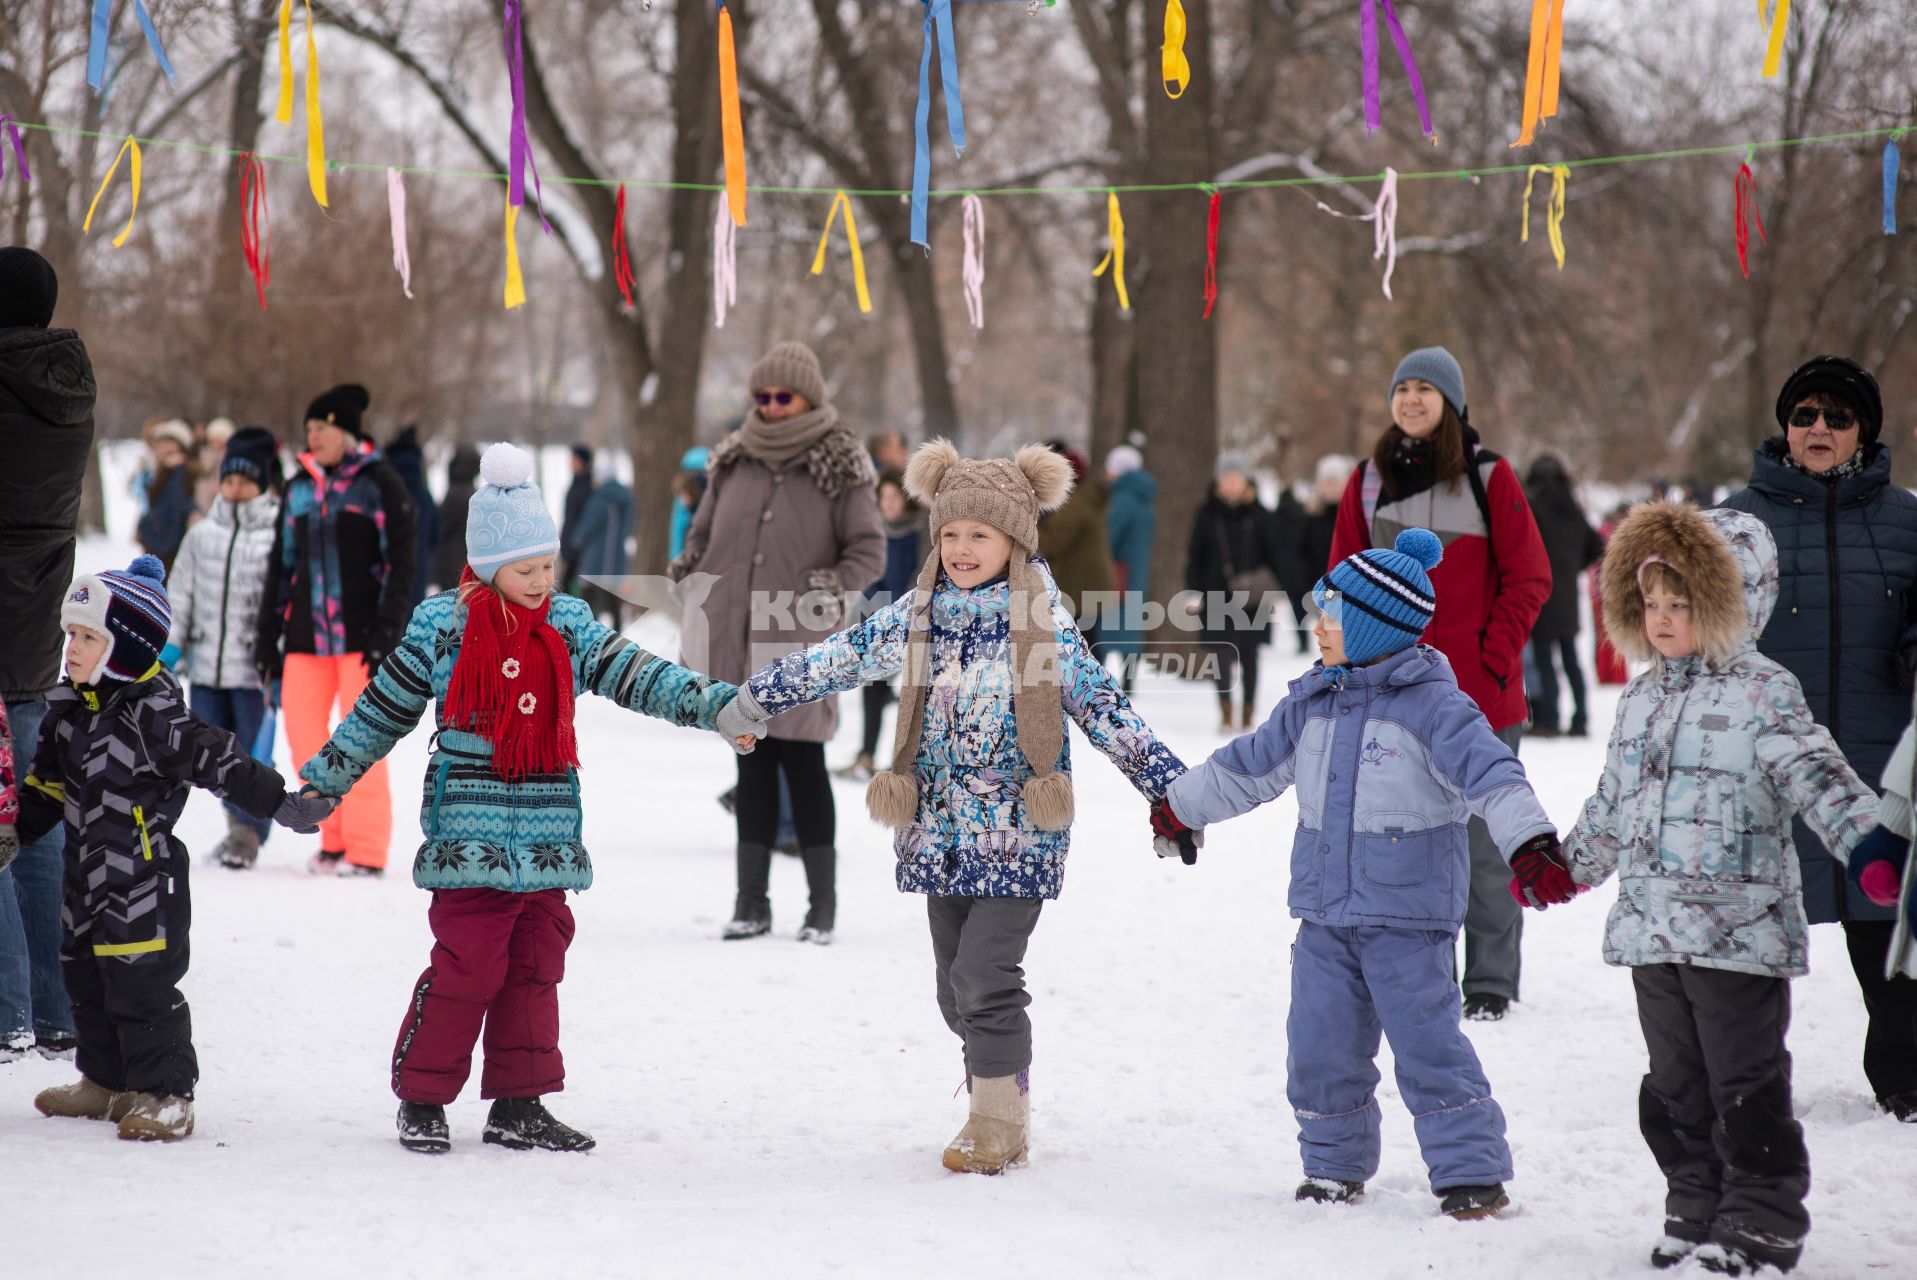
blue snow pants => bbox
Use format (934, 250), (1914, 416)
(1287, 921), (1514, 1191)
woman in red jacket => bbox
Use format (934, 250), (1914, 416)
(1329, 347), (1551, 1022)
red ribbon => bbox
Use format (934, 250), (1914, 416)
(238, 152), (270, 309)
(1734, 162), (1768, 279)
(612, 183), (637, 309)
(1202, 189), (1221, 318)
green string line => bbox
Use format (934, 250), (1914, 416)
(11, 118), (1908, 199)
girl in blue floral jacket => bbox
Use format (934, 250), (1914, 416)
(719, 440), (1186, 1175)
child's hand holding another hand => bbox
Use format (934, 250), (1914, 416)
(715, 689), (770, 755)
(1150, 797), (1201, 866)
(1847, 825), (1910, 906)
(1508, 833), (1579, 909)
(276, 788), (338, 834)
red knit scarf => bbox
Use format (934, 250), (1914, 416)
(444, 568), (579, 782)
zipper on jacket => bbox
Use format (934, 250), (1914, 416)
(133, 805), (154, 861)
(1825, 487), (1841, 744)
(216, 514), (241, 681)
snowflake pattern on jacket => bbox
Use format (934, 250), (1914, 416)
(744, 558), (1185, 899)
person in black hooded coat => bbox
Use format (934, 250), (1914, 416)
(1523, 453), (1604, 737)
(1720, 355), (1917, 1119)
(431, 444), (481, 594)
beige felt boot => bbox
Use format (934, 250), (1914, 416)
(942, 1072), (1029, 1174)
(116, 1092), (196, 1141)
(34, 1076), (133, 1122)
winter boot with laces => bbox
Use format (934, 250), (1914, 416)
(1438, 1183), (1510, 1220)
(483, 1096), (596, 1152)
(397, 1101), (451, 1154)
(1295, 1177), (1365, 1205)
(116, 1092), (195, 1141)
(942, 1071), (1029, 1174)
(214, 821), (262, 870)
(1651, 1218), (1711, 1270)
(34, 1076), (133, 1121)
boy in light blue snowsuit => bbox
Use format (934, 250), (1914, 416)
(1152, 529), (1565, 1218)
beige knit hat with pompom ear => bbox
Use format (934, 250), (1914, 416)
(869, 440), (1079, 833)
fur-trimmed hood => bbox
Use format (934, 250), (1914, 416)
(708, 422), (875, 498)
(1600, 502), (1777, 668)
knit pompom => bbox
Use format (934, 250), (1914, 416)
(866, 770), (920, 829)
(480, 442), (534, 490)
(903, 438), (961, 505)
(1394, 527), (1444, 571)
(1022, 770), (1075, 831)
(1015, 444), (1075, 512)
(126, 554), (167, 583)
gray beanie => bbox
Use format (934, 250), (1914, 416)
(1389, 347), (1466, 418)
(749, 341), (828, 408)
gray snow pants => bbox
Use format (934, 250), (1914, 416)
(1461, 723), (1524, 1000)
(1634, 964), (1809, 1266)
(927, 895), (1043, 1079)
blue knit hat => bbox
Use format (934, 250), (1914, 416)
(62, 554), (173, 683)
(1314, 529), (1445, 668)
(468, 443), (561, 583)
(1389, 347), (1466, 419)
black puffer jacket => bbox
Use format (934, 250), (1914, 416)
(1185, 493), (1285, 644)
(0, 327), (97, 699)
(1720, 439), (1917, 922)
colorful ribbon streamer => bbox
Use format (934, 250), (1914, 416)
(238, 153), (270, 310)
(962, 193), (985, 329)
(713, 201), (737, 329)
(1312, 168), (1399, 298)
(1758, 0), (1790, 80)
(87, 0), (176, 93)
(1093, 190), (1129, 311)
(387, 168), (414, 299)
(1162, 0), (1191, 100)
(502, 0), (549, 231)
(504, 199), (527, 310)
(1886, 139), (1901, 236)
(82, 135), (142, 248)
(910, 0), (966, 250)
(719, 3), (747, 228)
(1511, 0), (1565, 147)
(612, 184), (638, 310)
(1202, 189), (1221, 317)
(1734, 160), (1768, 278)
(273, 0), (328, 208)
(0, 115), (28, 186)
(1361, 1), (1435, 141)
(811, 190), (872, 314)
(1520, 163), (1569, 269)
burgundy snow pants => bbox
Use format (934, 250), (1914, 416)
(391, 888), (575, 1105)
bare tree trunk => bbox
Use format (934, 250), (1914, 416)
(1087, 277), (1136, 465)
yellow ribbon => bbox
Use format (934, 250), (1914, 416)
(1759, 0), (1790, 79)
(809, 190), (872, 314)
(1093, 190), (1130, 310)
(275, 0), (327, 206)
(1510, 0), (1564, 147)
(1520, 163), (1569, 269)
(82, 135), (142, 248)
(504, 200), (526, 309)
(1162, 0), (1190, 100)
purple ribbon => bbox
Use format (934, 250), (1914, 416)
(0, 116), (27, 185)
(1362, 0), (1434, 139)
(502, 0), (551, 234)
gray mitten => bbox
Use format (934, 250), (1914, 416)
(716, 687), (771, 752)
(275, 791), (337, 834)
(0, 825), (18, 872)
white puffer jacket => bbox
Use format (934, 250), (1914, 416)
(165, 492), (281, 689)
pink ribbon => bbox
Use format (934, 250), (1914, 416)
(1314, 166), (1399, 299)
(387, 168), (414, 299)
(713, 201), (737, 329)
(961, 194), (985, 330)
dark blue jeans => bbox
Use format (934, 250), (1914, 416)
(2, 696), (75, 1040)
(187, 685), (274, 841)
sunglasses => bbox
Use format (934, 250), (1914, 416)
(754, 390), (797, 407)
(1787, 406), (1857, 432)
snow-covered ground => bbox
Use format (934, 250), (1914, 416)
(5, 534), (1909, 1279)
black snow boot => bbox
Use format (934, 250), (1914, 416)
(798, 845), (836, 944)
(1438, 1183), (1510, 1220)
(483, 1096), (596, 1152)
(1462, 994), (1509, 1022)
(1651, 1218), (1710, 1269)
(1294, 1177), (1364, 1205)
(397, 1102), (451, 1154)
(1695, 1225), (1802, 1276)
(724, 843), (773, 939)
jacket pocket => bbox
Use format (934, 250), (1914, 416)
(1353, 827), (1460, 921)
(1288, 825), (1325, 913)
(133, 805), (155, 861)
(1358, 824), (1432, 888)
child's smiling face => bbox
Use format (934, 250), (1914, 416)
(1643, 586), (1697, 660)
(940, 519), (1013, 589)
(495, 555), (557, 609)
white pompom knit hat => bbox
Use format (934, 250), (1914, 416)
(467, 443), (561, 583)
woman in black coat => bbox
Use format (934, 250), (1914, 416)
(1720, 355), (1917, 1120)
(1184, 456), (1285, 731)
(1522, 454), (1604, 737)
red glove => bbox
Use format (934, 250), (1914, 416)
(1149, 797), (1200, 866)
(1508, 833), (1579, 910)
(1151, 797), (1192, 841)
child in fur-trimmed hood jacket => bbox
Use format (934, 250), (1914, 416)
(717, 439), (1186, 1177)
(1557, 502), (1880, 1277)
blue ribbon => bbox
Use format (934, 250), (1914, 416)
(910, 0), (966, 249)
(87, 0), (177, 93)
(1887, 139), (1902, 236)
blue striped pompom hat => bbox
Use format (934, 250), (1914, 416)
(1313, 528), (1445, 667)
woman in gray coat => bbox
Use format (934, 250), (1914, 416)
(671, 342), (885, 944)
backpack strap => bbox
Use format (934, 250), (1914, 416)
(1360, 459), (1383, 540)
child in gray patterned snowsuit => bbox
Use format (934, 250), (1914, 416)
(1559, 503), (1880, 1276)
